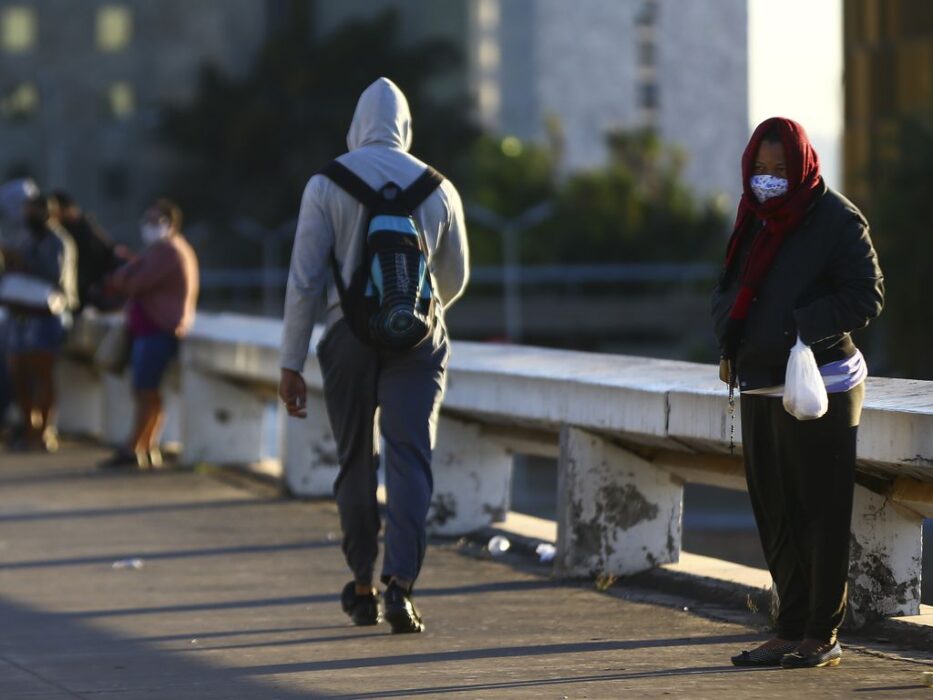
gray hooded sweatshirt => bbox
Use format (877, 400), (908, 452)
(280, 78), (469, 372)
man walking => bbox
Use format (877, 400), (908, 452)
(279, 78), (468, 633)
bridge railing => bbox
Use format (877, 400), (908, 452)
(58, 310), (933, 626)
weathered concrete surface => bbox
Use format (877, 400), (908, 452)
(557, 426), (682, 577)
(0, 446), (928, 699)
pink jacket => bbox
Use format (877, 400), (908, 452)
(111, 235), (199, 337)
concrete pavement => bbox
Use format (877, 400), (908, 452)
(0, 445), (929, 699)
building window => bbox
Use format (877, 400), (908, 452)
(636, 0), (658, 27)
(639, 82), (659, 111)
(476, 0), (500, 30)
(0, 82), (39, 120)
(478, 80), (500, 114)
(478, 37), (500, 72)
(107, 82), (135, 120)
(101, 164), (130, 201)
(96, 5), (132, 52)
(1, 6), (37, 53)
(638, 40), (656, 68)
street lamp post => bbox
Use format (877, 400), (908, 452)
(467, 201), (554, 343)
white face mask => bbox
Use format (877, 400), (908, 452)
(749, 174), (789, 203)
(141, 222), (170, 245)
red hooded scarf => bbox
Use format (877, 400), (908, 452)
(721, 117), (823, 359)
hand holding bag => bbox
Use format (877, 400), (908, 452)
(783, 335), (828, 420)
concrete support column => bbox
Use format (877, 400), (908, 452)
(179, 367), (267, 466)
(427, 415), (513, 536)
(847, 483), (923, 626)
(101, 371), (134, 446)
(280, 390), (339, 497)
(556, 425), (683, 577)
(160, 366), (183, 449)
(55, 357), (104, 438)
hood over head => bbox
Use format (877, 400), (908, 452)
(347, 78), (412, 152)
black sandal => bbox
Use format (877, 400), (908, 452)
(731, 641), (799, 667)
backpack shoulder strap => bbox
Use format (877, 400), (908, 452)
(398, 167), (444, 213)
(319, 160), (380, 209)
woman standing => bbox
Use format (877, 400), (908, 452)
(101, 199), (199, 469)
(712, 117), (883, 668)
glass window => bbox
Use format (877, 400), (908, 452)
(478, 79), (501, 117)
(1, 6), (37, 53)
(639, 82), (659, 110)
(478, 37), (500, 72)
(477, 0), (500, 30)
(97, 5), (132, 52)
(638, 40), (656, 67)
(636, 0), (658, 27)
(0, 82), (39, 120)
(107, 82), (135, 120)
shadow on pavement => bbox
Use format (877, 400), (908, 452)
(0, 496), (287, 523)
(234, 632), (761, 676)
(0, 539), (337, 571)
(327, 664), (778, 698)
(0, 595), (332, 698)
(65, 579), (559, 620)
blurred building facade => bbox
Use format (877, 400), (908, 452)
(485, 0), (748, 204)
(319, 0), (749, 203)
(0, 0), (268, 238)
(0, 0), (747, 238)
(843, 0), (933, 209)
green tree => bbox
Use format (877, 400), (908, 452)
(464, 135), (558, 264)
(465, 127), (727, 265)
(871, 114), (933, 378)
(158, 1), (478, 259)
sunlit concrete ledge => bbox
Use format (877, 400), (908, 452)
(56, 310), (933, 631)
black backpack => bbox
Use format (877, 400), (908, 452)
(320, 160), (444, 350)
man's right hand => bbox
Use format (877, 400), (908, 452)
(279, 368), (308, 419)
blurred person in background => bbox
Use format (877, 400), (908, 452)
(713, 117), (883, 669)
(49, 191), (129, 313)
(0, 178), (40, 434)
(100, 199), (199, 470)
(2, 192), (78, 451)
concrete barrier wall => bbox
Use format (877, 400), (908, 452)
(59, 311), (933, 625)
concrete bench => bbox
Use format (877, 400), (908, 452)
(58, 311), (933, 626)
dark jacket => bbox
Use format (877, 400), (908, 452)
(62, 214), (118, 311)
(711, 186), (884, 391)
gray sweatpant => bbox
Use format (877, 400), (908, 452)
(317, 318), (448, 587)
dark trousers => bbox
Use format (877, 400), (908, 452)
(741, 383), (864, 642)
(317, 319), (448, 587)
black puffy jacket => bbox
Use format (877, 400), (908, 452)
(711, 184), (884, 391)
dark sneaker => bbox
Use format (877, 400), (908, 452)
(340, 582), (381, 626)
(383, 581), (425, 634)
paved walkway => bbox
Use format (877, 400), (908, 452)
(0, 446), (929, 699)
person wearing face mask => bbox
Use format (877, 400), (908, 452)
(1, 192), (78, 451)
(711, 118), (884, 669)
(100, 199), (199, 469)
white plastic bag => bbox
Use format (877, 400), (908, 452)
(783, 335), (828, 420)
(0, 273), (66, 314)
